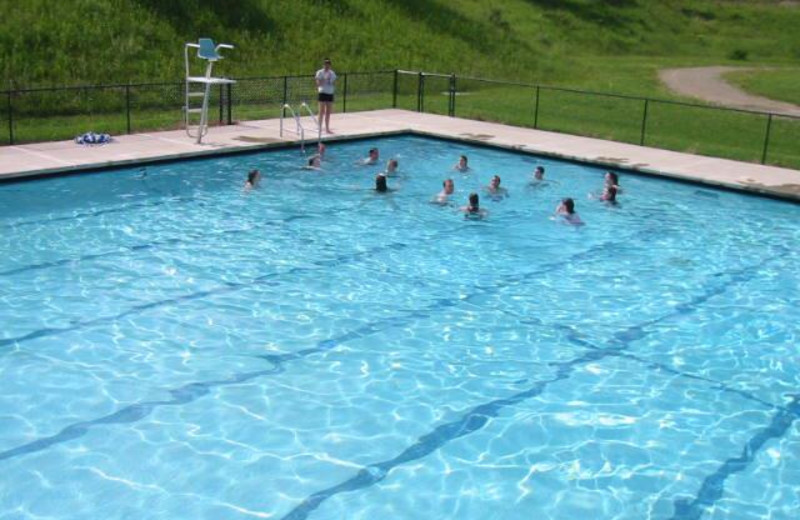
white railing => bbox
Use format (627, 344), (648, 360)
(279, 102), (321, 152)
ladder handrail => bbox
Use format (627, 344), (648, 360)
(299, 102), (322, 143)
(280, 104), (305, 151)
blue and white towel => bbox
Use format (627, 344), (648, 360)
(75, 132), (112, 145)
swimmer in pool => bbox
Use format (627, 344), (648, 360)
(244, 169), (261, 190)
(554, 198), (584, 226)
(385, 159), (399, 175)
(305, 155), (322, 170)
(433, 178), (455, 205)
(461, 192), (487, 218)
(528, 165), (557, 190)
(361, 148), (380, 165)
(590, 172), (620, 202)
(605, 171), (622, 193)
(375, 173), (390, 193)
(317, 142), (327, 160)
(484, 175), (509, 199)
(599, 184), (618, 204)
(453, 155), (470, 172)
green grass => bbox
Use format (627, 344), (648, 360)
(5, 72), (800, 170)
(2, 0), (800, 92)
(724, 68), (800, 106)
(1, 1), (799, 169)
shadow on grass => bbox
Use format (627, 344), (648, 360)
(383, 0), (534, 55)
(523, 0), (639, 27)
(133, 0), (279, 37)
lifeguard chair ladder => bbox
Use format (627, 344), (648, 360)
(184, 38), (235, 144)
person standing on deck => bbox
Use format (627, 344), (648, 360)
(315, 58), (337, 134)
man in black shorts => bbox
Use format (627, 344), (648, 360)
(315, 58), (337, 134)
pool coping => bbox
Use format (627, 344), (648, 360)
(1, 109), (798, 203)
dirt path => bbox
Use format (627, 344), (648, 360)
(659, 66), (800, 117)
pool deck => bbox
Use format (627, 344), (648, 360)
(1, 109), (798, 201)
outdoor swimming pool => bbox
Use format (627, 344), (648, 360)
(0, 134), (798, 520)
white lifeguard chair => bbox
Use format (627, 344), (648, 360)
(184, 38), (236, 144)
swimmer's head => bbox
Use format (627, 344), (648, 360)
(387, 159), (398, 172)
(491, 175), (501, 188)
(308, 155), (321, 167)
(459, 155), (468, 168)
(247, 169), (261, 185)
(369, 148), (379, 160)
(534, 166), (545, 180)
(375, 173), (388, 192)
(443, 178), (455, 194)
(469, 192), (479, 209)
(605, 171), (619, 186)
(561, 198), (575, 214)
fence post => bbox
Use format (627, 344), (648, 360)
(7, 90), (14, 145)
(392, 70), (398, 108)
(218, 84), (224, 124)
(227, 82), (233, 125)
(449, 74), (456, 117)
(639, 98), (649, 146)
(125, 84), (131, 134)
(282, 76), (288, 107)
(761, 113), (773, 164)
(533, 86), (540, 129)
(417, 73), (424, 112)
(343, 73), (348, 114)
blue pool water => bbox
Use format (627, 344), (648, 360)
(1, 135), (799, 519)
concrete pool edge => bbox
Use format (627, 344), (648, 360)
(0, 129), (411, 183)
(0, 110), (798, 203)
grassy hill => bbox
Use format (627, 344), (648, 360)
(1, 0), (799, 97)
(1, 0), (798, 169)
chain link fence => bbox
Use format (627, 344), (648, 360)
(2, 70), (798, 169)
(406, 71), (800, 169)
(0, 71), (394, 146)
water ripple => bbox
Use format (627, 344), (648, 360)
(0, 237), (621, 463)
(670, 395), (800, 520)
(277, 256), (783, 520)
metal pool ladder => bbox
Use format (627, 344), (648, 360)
(280, 102), (321, 152)
(184, 38), (236, 144)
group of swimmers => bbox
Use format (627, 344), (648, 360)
(446, 154), (621, 223)
(245, 145), (622, 225)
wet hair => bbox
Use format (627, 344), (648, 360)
(604, 185), (618, 203)
(606, 171), (619, 185)
(247, 169), (260, 184)
(536, 166), (545, 174)
(443, 178), (452, 187)
(369, 148), (378, 156)
(469, 192), (479, 209)
(375, 173), (388, 192)
(460, 155), (468, 165)
(492, 175), (501, 185)
(561, 198), (575, 214)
